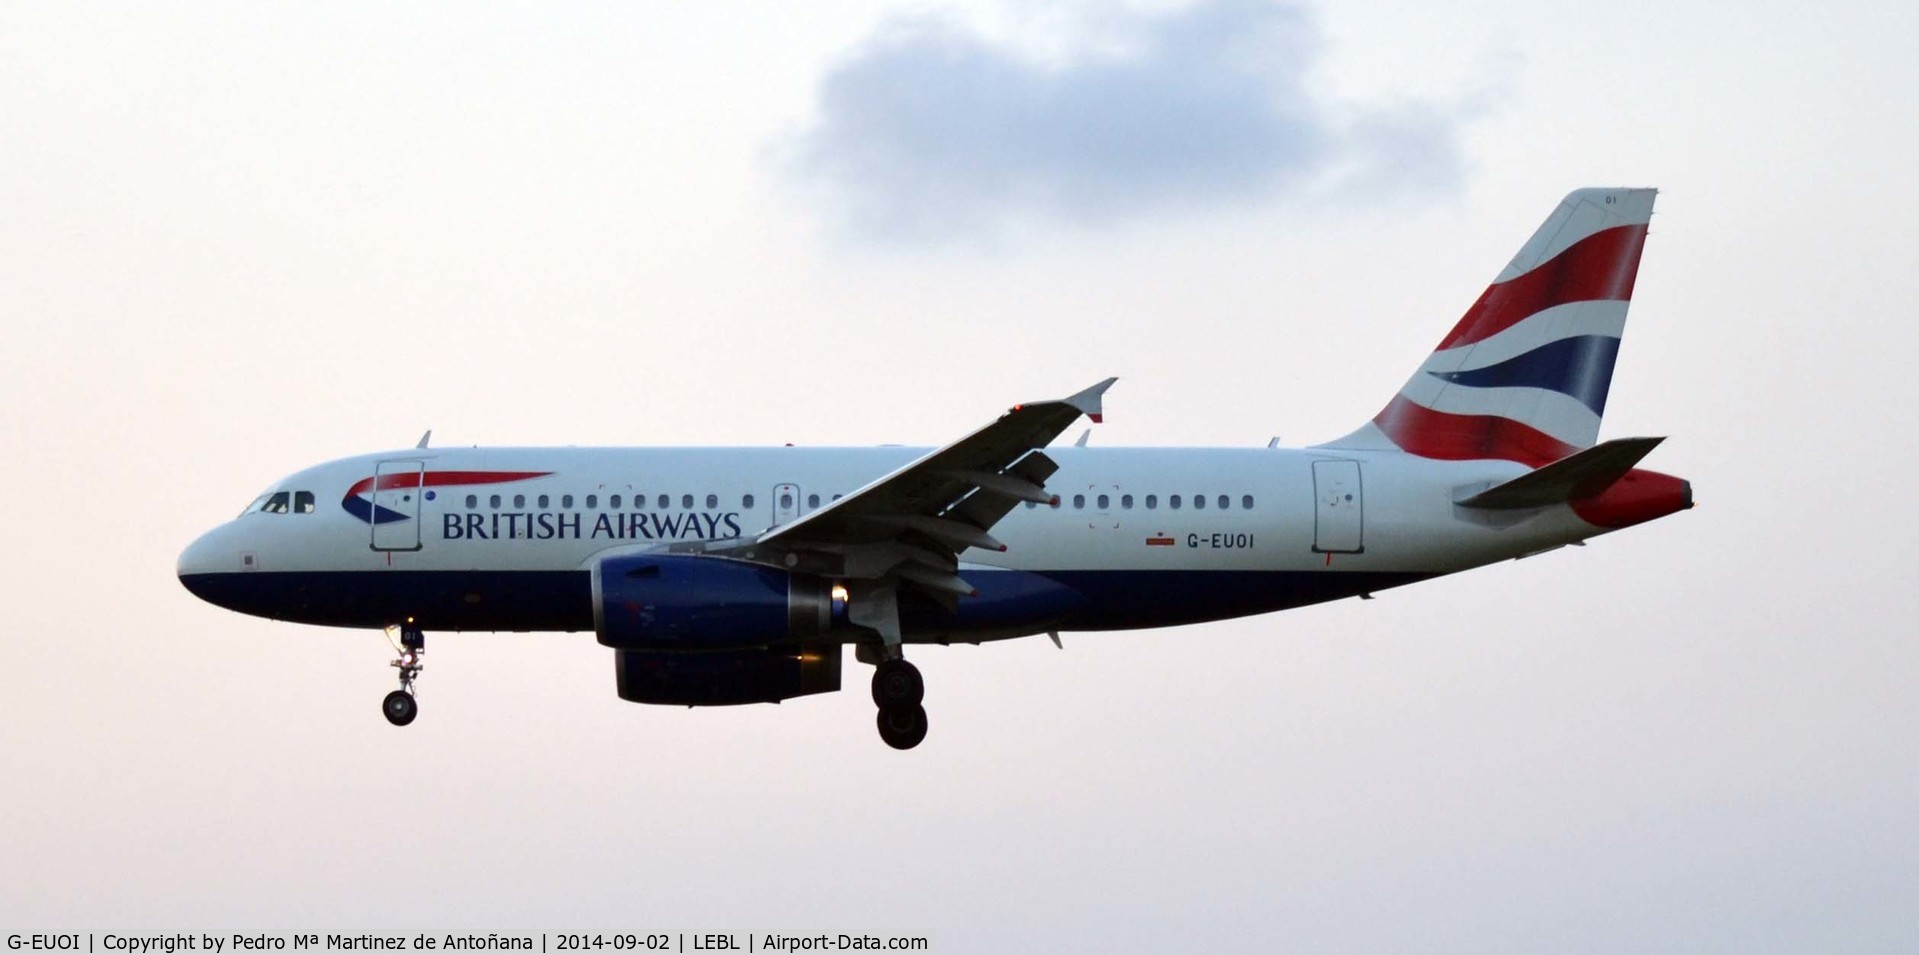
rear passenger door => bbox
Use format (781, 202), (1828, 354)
(1311, 460), (1364, 554)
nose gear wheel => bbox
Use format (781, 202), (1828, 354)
(382, 689), (418, 726)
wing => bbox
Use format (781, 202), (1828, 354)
(758, 378), (1113, 594)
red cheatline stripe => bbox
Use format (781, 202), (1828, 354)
(1435, 224), (1649, 351)
(346, 470), (551, 496)
(1372, 395), (1577, 467)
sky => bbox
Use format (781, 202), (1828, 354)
(3, 0), (1917, 950)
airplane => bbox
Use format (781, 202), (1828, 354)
(178, 187), (1692, 750)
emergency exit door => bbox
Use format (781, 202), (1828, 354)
(1312, 460), (1364, 554)
(772, 483), (801, 527)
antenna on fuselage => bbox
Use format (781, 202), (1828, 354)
(416, 429), (432, 449)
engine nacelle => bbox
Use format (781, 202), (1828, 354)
(614, 646), (842, 706)
(592, 553), (835, 651)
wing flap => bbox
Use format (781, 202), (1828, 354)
(949, 450), (1059, 538)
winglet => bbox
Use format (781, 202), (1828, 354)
(1065, 377), (1117, 424)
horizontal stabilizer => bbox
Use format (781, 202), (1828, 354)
(1456, 436), (1665, 509)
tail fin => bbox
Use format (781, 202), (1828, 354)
(1321, 188), (1657, 466)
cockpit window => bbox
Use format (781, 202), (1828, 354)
(240, 494), (270, 517)
(294, 491), (315, 514)
(262, 492), (291, 514)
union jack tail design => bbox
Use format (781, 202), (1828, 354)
(1322, 188), (1656, 466)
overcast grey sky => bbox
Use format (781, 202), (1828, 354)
(4, 1), (1917, 950)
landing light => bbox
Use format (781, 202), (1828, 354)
(831, 584), (849, 603)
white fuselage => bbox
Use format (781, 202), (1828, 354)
(178, 443), (1606, 639)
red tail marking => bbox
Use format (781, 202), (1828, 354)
(1436, 225), (1648, 351)
(1372, 395), (1578, 467)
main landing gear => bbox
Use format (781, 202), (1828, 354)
(382, 624), (425, 727)
(871, 657), (927, 750)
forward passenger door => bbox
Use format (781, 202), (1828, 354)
(371, 459), (425, 552)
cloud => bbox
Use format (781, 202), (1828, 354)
(780, 0), (1473, 242)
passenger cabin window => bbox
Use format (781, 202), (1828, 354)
(780, 492), (793, 509)
(707, 494), (719, 509)
(514, 494), (526, 509)
(1097, 494), (1109, 510)
(466, 494), (478, 509)
(610, 495), (622, 509)
(1194, 495), (1206, 510)
(1146, 494), (1158, 509)
(1170, 495), (1182, 510)
(808, 493), (820, 509)
(586, 494), (598, 509)
(1121, 494), (1134, 509)
(1242, 495), (1254, 510)
(1073, 494), (1085, 509)
(657, 494), (668, 509)
(489, 494), (502, 509)
(263, 491), (290, 514)
(682, 494), (694, 509)
(742, 494), (755, 509)
(562, 494), (574, 508)
(538, 494), (549, 509)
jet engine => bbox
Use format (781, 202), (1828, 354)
(592, 553), (838, 651)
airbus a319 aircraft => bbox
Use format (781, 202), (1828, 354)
(180, 188), (1692, 749)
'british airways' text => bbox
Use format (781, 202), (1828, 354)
(442, 511), (743, 542)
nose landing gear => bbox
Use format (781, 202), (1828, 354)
(383, 624), (425, 727)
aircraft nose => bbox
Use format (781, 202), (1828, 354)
(178, 528), (219, 580)
(178, 523), (251, 588)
